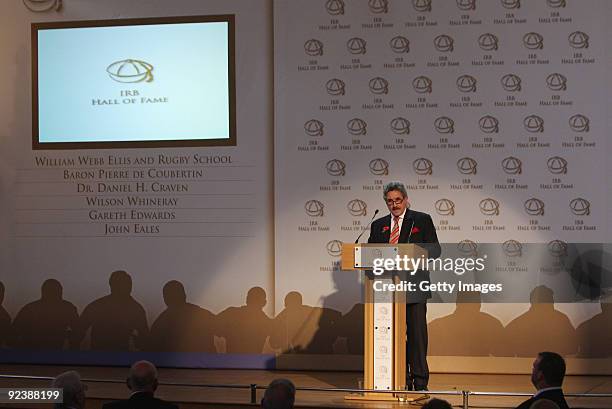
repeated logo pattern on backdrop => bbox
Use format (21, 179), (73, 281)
(275, 0), (605, 312)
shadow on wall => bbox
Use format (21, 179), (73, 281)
(0, 277), (611, 359)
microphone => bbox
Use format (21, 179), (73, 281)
(355, 209), (379, 244)
(406, 217), (415, 242)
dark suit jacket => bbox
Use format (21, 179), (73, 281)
(103, 392), (179, 409)
(368, 209), (441, 303)
(515, 388), (570, 409)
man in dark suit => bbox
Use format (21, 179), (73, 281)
(516, 352), (569, 409)
(368, 182), (440, 391)
(103, 360), (178, 409)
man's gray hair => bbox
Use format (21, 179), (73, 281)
(383, 181), (408, 199)
(52, 370), (85, 409)
(262, 378), (296, 409)
(128, 360), (158, 392)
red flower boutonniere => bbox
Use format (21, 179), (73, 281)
(411, 226), (420, 234)
(382, 226), (390, 233)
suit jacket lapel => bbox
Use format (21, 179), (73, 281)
(399, 209), (413, 243)
(381, 214), (392, 242)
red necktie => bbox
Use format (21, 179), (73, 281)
(389, 216), (400, 244)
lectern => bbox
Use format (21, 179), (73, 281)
(341, 243), (428, 402)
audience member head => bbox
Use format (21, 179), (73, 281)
(284, 292), (302, 309)
(109, 270), (132, 296)
(127, 360), (158, 394)
(0, 281), (4, 304)
(530, 285), (554, 305)
(163, 280), (186, 307)
(530, 399), (561, 409)
(261, 378), (295, 409)
(246, 286), (266, 309)
(52, 370), (86, 409)
(422, 398), (452, 409)
(531, 352), (566, 390)
(41, 279), (62, 301)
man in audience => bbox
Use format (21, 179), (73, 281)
(102, 360), (178, 409)
(516, 352), (569, 409)
(52, 370), (86, 409)
(530, 400), (561, 409)
(422, 398), (452, 409)
(261, 378), (295, 409)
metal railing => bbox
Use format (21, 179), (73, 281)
(1, 374), (611, 409)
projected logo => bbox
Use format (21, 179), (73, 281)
(457, 75), (477, 92)
(435, 199), (455, 216)
(569, 114), (589, 132)
(325, 0), (345, 15)
(390, 117), (410, 134)
(479, 115), (499, 133)
(23, 0), (61, 12)
(369, 159), (389, 176)
(434, 116), (455, 134)
(304, 119), (324, 136)
(457, 157), (477, 175)
(304, 39), (324, 56)
(326, 159), (346, 176)
(326, 78), (346, 96)
(524, 198), (545, 216)
(479, 198), (500, 216)
(568, 31), (589, 49)
(326, 240), (343, 257)
(369, 0), (388, 13)
(501, 0), (521, 9)
(547, 0), (566, 8)
(501, 74), (522, 92)
(347, 38), (367, 54)
(412, 0), (432, 12)
(390, 36), (410, 53)
(569, 198), (590, 216)
(502, 156), (522, 175)
(413, 76), (432, 93)
(456, 0), (476, 11)
(523, 32), (544, 50)
(546, 73), (567, 91)
(458, 239), (478, 257)
(305, 200), (325, 217)
(434, 34), (454, 52)
(347, 118), (367, 135)
(502, 240), (522, 257)
(369, 77), (389, 94)
(413, 158), (433, 175)
(547, 240), (568, 258)
(524, 115), (544, 133)
(106, 59), (154, 83)
(547, 156), (568, 174)
(478, 33), (499, 51)
(347, 199), (368, 216)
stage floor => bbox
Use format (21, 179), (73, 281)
(0, 365), (610, 409)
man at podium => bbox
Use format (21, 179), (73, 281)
(368, 181), (441, 391)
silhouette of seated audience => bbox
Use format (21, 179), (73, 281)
(428, 291), (504, 356)
(422, 398), (452, 409)
(217, 287), (274, 353)
(75, 270), (148, 351)
(270, 292), (340, 354)
(149, 280), (217, 352)
(576, 302), (612, 357)
(102, 360), (178, 409)
(503, 286), (577, 357)
(10, 279), (79, 349)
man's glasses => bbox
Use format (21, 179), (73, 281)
(385, 198), (404, 206)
